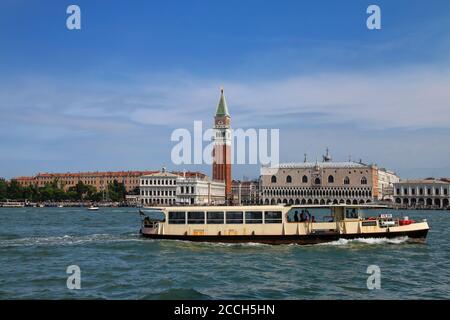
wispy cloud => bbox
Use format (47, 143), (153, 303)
(224, 66), (450, 129)
(1, 65), (450, 132)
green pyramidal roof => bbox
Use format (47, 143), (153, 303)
(215, 88), (230, 117)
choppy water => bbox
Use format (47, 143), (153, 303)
(0, 207), (449, 299)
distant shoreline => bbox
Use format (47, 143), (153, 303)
(0, 201), (448, 211)
(0, 201), (136, 208)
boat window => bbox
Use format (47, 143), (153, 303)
(187, 211), (205, 224)
(345, 208), (359, 219)
(286, 208), (332, 222)
(264, 211), (282, 223)
(226, 211), (243, 224)
(168, 211), (186, 224)
(245, 211), (263, 224)
(207, 211), (224, 224)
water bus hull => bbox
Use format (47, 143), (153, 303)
(140, 228), (428, 245)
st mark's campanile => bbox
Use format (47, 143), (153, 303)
(212, 88), (232, 200)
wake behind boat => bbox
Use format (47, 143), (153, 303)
(139, 204), (429, 245)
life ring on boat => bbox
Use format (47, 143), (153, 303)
(399, 219), (416, 226)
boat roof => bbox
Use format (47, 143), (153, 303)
(142, 204), (388, 211)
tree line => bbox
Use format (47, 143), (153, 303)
(0, 178), (135, 202)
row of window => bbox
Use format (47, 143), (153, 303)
(141, 179), (177, 186)
(141, 189), (176, 196)
(142, 198), (175, 205)
(140, 187), (198, 195)
(168, 211), (283, 225)
(263, 198), (372, 205)
(395, 198), (449, 207)
(24, 179), (138, 186)
(271, 175), (367, 185)
(396, 187), (448, 196)
(179, 186), (195, 194)
(263, 188), (372, 198)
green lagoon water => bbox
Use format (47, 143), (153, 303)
(0, 207), (449, 299)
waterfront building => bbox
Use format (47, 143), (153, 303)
(12, 171), (158, 193)
(139, 168), (226, 206)
(139, 169), (179, 205)
(393, 178), (450, 209)
(177, 175), (226, 205)
(377, 168), (400, 201)
(259, 150), (397, 205)
(212, 88), (232, 200)
(232, 180), (260, 205)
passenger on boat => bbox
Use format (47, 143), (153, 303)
(346, 209), (358, 219)
(304, 210), (312, 221)
(300, 211), (309, 222)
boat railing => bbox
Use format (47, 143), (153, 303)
(143, 221), (159, 229)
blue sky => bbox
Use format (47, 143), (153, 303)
(1, 0), (450, 179)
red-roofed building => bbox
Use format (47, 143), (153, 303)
(12, 169), (208, 193)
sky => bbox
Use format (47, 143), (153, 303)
(0, 0), (450, 180)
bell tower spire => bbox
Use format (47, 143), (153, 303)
(215, 86), (230, 117)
